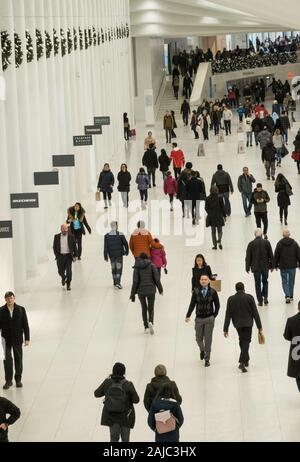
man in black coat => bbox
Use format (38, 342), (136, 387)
(94, 362), (139, 442)
(0, 292), (30, 389)
(283, 302), (300, 392)
(186, 171), (206, 225)
(246, 228), (274, 306)
(274, 229), (300, 303)
(104, 221), (129, 290)
(180, 99), (191, 126)
(224, 282), (263, 373)
(53, 224), (77, 291)
(0, 396), (21, 442)
(142, 144), (158, 188)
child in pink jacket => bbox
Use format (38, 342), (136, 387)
(150, 239), (167, 279)
(164, 171), (177, 211)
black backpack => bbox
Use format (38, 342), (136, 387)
(104, 379), (127, 413)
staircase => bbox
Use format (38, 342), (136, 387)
(156, 76), (186, 122)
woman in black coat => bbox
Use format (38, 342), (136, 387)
(205, 185), (226, 250)
(117, 164), (131, 208)
(191, 254), (214, 291)
(94, 362), (140, 442)
(123, 112), (130, 141)
(97, 163), (115, 209)
(171, 110), (177, 139)
(158, 149), (171, 180)
(67, 203), (91, 260)
(275, 173), (292, 225)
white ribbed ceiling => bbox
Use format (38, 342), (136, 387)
(130, 0), (295, 38)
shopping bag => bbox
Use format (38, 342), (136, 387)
(258, 331), (265, 345)
(95, 191), (101, 201)
(210, 279), (221, 292)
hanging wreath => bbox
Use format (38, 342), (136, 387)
(14, 31), (23, 68)
(126, 23), (130, 38)
(97, 29), (101, 46)
(88, 28), (93, 47)
(67, 28), (73, 54)
(53, 28), (60, 55)
(26, 30), (34, 62)
(92, 27), (97, 46)
(79, 27), (83, 50)
(60, 28), (67, 57)
(36, 29), (44, 60)
(73, 27), (78, 51)
(84, 29), (89, 49)
(1, 30), (12, 71)
(45, 31), (53, 58)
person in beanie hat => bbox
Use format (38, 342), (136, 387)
(94, 362), (140, 442)
(143, 364), (182, 412)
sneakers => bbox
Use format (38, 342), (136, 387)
(144, 328), (150, 335)
(148, 322), (154, 335)
(114, 283), (122, 290)
(264, 298), (269, 306)
(286, 297), (291, 304)
(3, 381), (13, 390)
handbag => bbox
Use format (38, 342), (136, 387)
(281, 144), (289, 158)
(95, 191), (101, 202)
(155, 410), (177, 435)
(205, 215), (211, 228)
(258, 331), (265, 345)
(210, 279), (221, 292)
(130, 128), (136, 137)
(291, 151), (300, 161)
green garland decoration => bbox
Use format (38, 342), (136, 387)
(60, 28), (67, 57)
(36, 29), (44, 60)
(101, 28), (104, 44)
(79, 27), (83, 50)
(1, 30), (12, 71)
(67, 28), (73, 54)
(73, 27), (78, 51)
(14, 31), (23, 68)
(53, 28), (60, 56)
(45, 31), (53, 58)
(97, 29), (101, 46)
(26, 30), (34, 62)
(84, 29), (89, 49)
(92, 27), (97, 46)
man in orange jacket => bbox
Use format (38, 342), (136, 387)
(169, 143), (185, 180)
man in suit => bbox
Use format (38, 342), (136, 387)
(53, 224), (77, 291)
(284, 302), (300, 392)
(224, 282), (263, 373)
(0, 292), (30, 389)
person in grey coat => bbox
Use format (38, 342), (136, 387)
(237, 167), (256, 217)
(211, 164), (234, 217)
(130, 253), (163, 335)
(283, 303), (300, 392)
(274, 229), (300, 303)
(224, 282), (263, 373)
(104, 221), (129, 289)
(257, 126), (272, 151)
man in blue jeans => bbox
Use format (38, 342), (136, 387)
(237, 167), (256, 217)
(104, 221), (129, 290)
(274, 229), (300, 304)
(246, 229), (274, 306)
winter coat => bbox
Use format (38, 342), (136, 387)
(144, 136), (156, 150)
(117, 171), (131, 192)
(262, 144), (276, 163)
(273, 134), (284, 149)
(67, 208), (91, 235)
(205, 193), (226, 227)
(274, 238), (300, 270)
(186, 177), (206, 201)
(130, 258), (163, 297)
(224, 291), (262, 332)
(144, 377), (182, 412)
(158, 153), (171, 173)
(251, 189), (270, 213)
(275, 180), (292, 208)
(244, 117), (253, 133)
(142, 149), (159, 169)
(237, 174), (256, 195)
(223, 109), (233, 121)
(97, 171), (115, 193)
(191, 265), (213, 291)
(280, 115), (291, 132)
(136, 173), (149, 191)
(170, 149), (185, 169)
(272, 103), (281, 116)
(0, 304), (30, 346)
(251, 118), (264, 133)
(104, 231), (129, 260)
(163, 115), (174, 130)
(257, 129), (272, 149)
(94, 375), (139, 429)
(0, 397), (20, 442)
(164, 176), (177, 195)
(181, 101), (190, 115)
(211, 170), (234, 194)
(177, 169), (192, 202)
(150, 246), (167, 269)
(283, 313), (300, 378)
(186, 286), (220, 319)
(245, 237), (274, 272)
(148, 399), (184, 443)
(129, 228), (160, 258)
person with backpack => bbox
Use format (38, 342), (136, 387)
(164, 171), (177, 211)
(148, 383), (184, 443)
(143, 365), (182, 412)
(94, 362), (140, 443)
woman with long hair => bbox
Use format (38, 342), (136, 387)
(274, 173), (293, 225)
(191, 254), (214, 291)
(117, 163), (131, 208)
(67, 203), (91, 260)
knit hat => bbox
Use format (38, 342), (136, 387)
(112, 362), (126, 376)
(186, 162), (193, 169)
(154, 364), (167, 377)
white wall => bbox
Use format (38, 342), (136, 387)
(150, 38), (165, 104)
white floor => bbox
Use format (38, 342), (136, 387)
(4, 100), (300, 442)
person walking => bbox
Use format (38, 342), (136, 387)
(245, 228), (274, 306)
(197, 110), (211, 141)
(280, 110), (291, 144)
(177, 162), (193, 218)
(251, 183), (270, 239)
(158, 149), (171, 180)
(130, 253), (163, 335)
(191, 254), (214, 291)
(104, 221), (129, 290)
(185, 274), (220, 366)
(211, 105), (221, 136)
(244, 114), (253, 147)
(144, 131), (156, 151)
(136, 168), (149, 208)
(171, 111), (177, 139)
(237, 167), (256, 217)
(172, 75), (180, 99)
(148, 383), (184, 443)
(0, 292), (30, 390)
(274, 229), (300, 303)
(129, 221), (160, 259)
(150, 239), (167, 279)
(273, 128), (284, 166)
(143, 365), (182, 412)
(224, 282), (263, 373)
(67, 202), (91, 260)
(237, 104), (245, 123)
(94, 362), (140, 442)
(163, 111), (174, 144)
(293, 133), (300, 174)
(117, 164), (131, 208)
(169, 143), (185, 180)
(53, 224), (77, 291)
(211, 164), (234, 217)
(183, 73), (193, 99)
(180, 99), (190, 126)
(97, 163), (115, 209)
(275, 173), (293, 225)
(223, 107), (233, 135)
(257, 126), (272, 152)
(0, 396), (20, 442)
(164, 171), (177, 211)
(123, 113), (130, 141)
(283, 304), (300, 392)
(251, 115), (264, 146)
(205, 185), (226, 250)
(262, 140), (276, 181)
(190, 110), (199, 139)
(186, 171), (206, 225)
(142, 144), (158, 188)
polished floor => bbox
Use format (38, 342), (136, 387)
(4, 97), (300, 442)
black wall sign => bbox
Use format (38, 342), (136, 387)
(73, 135), (93, 146)
(84, 125), (102, 135)
(34, 171), (59, 186)
(11, 193), (39, 209)
(0, 221), (13, 239)
(94, 116), (110, 126)
(52, 155), (75, 167)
